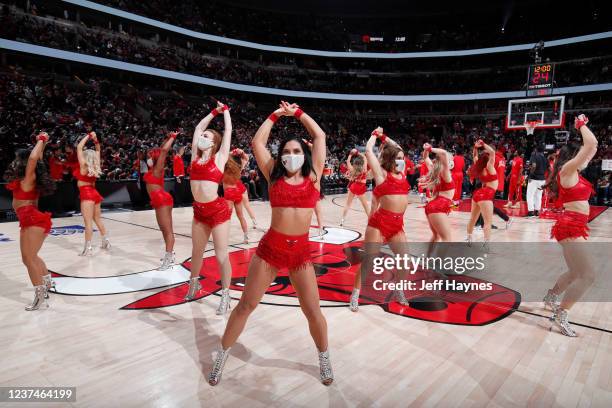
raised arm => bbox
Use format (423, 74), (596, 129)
(23, 133), (49, 188)
(345, 151), (355, 174)
(76, 132), (91, 169)
(252, 104), (286, 182)
(153, 131), (178, 177)
(216, 102), (232, 168)
(561, 115), (598, 175)
(191, 104), (221, 163)
(281, 101), (326, 179)
(431, 146), (453, 182)
(365, 127), (385, 184)
(482, 142), (496, 172)
(423, 143), (434, 171)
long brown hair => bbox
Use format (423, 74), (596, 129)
(542, 143), (581, 198)
(469, 151), (489, 180)
(350, 155), (365, 179)
(380, 144), (402, 172)
(223, 155), (242, 183)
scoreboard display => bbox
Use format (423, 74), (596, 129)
(527, 63), (555, 91)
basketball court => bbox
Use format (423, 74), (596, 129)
(1, 193), (610, 407)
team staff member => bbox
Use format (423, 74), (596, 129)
(526, 144), (547, 217)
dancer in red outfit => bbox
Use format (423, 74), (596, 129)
(418, 158), (431, 202)
(542, 115), (597, 337)
(210, 101), (333, 386)
(340, 149), (370, 225)
(185, 101), (234, 316)
(223, 148), (257, 243)
(4, 133), (56, 310)
(452, 147), (465, 204)
(466, 140), (497, 250)
(504, 150), (524, 208)
(420, 143), (455, 243)
(350, 127), (411, 312)
(145, 131), (179, 270)
(75, 132), (110, 256)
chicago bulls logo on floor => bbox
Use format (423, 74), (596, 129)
(49, 227), (520, 326)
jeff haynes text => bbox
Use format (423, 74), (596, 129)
(373, 279), (493, 293)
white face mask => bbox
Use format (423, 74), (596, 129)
(395, 160), (405, 173)
(198, 136), (213, 151)
(147, 158), (154, 168)
(281, 154), (305, 173)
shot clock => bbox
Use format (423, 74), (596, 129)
(527, 63), (555, 96)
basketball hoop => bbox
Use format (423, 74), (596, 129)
(524, 121), (539, 135)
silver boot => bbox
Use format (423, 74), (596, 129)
(349, 289), (360, 312)
(101, 237), (111, 250)
(243, 233), (249, 244)
(318, 350), (334, 386)
(208, 347), (231, 386)
(216, 289), (231, 315)
(552, 309), (577, 337)
(394, 289), (409, 306)
(42, 274), (56, 299)
(25, 285), (48, 311)
(543, 289), (561, 311)
(79, 241), (93, 256)
(184, 277), (201, 301)
(465, 234), (473, 247)
(159, 251), (175, 271)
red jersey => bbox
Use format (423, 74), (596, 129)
(420, 162), (429, 177)
(173, 155), (185, 177)
(405, 158), (415, 175)
(452, 155), (465, 174)
(494, 152), (506, 192)
(48, 157), (65, 181)
(510, 156), (523, 176)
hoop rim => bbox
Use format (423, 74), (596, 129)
(524, 120), (541, 135)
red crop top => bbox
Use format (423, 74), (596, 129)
(353, 169), (367, 183)
(479, 170), (498, 183)
(6, 180), (39, 200)
(269, 177), (319, 208)
(373, 172), (410, 198)
(557, 174), (594, 204)
(73, 168), (97, 183)
(435, 176), (455, 193)
(190, 156), (223, 183)
(143, 171), (164, 186)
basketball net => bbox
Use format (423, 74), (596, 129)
(524, 121), (539, 135)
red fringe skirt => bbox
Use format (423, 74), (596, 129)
(79, 185), (103, 204)
(367, 208), (405, 241)
(256, 228), (311, 271)
(425, 196), (452, 215)
(193, 197), (231, 228)
(551, 210), (589, 241)
(16, 205), (52, 234)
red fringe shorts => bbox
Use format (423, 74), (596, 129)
(256, 228), (311, 271)
(16, 205), (52, 234)
(224, 182), (246, 204)
(551, 210), (589, 241)
(473, 186), (495, 203)
(348, 182), (367, 196)
(367, 208), (405, 241)
(425, 196), (452, 215)
(193, 197), (231, 228)
(79, 185), (103, 204)
(149, 189), (174, 208)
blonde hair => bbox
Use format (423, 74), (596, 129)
(419, 152), (452, 191)
(84, 149), (102, 178)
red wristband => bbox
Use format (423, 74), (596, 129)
(211, 108), (220, 117)
(294, 108), (304, 119)
(222, 104), (229, 112)
(380, 135), (387, 144)
(36, 133), (49, 143)
(168, 132), (178, 139)
(268, 113), (279, 123)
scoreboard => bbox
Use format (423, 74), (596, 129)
(527, 63), (555, 95)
